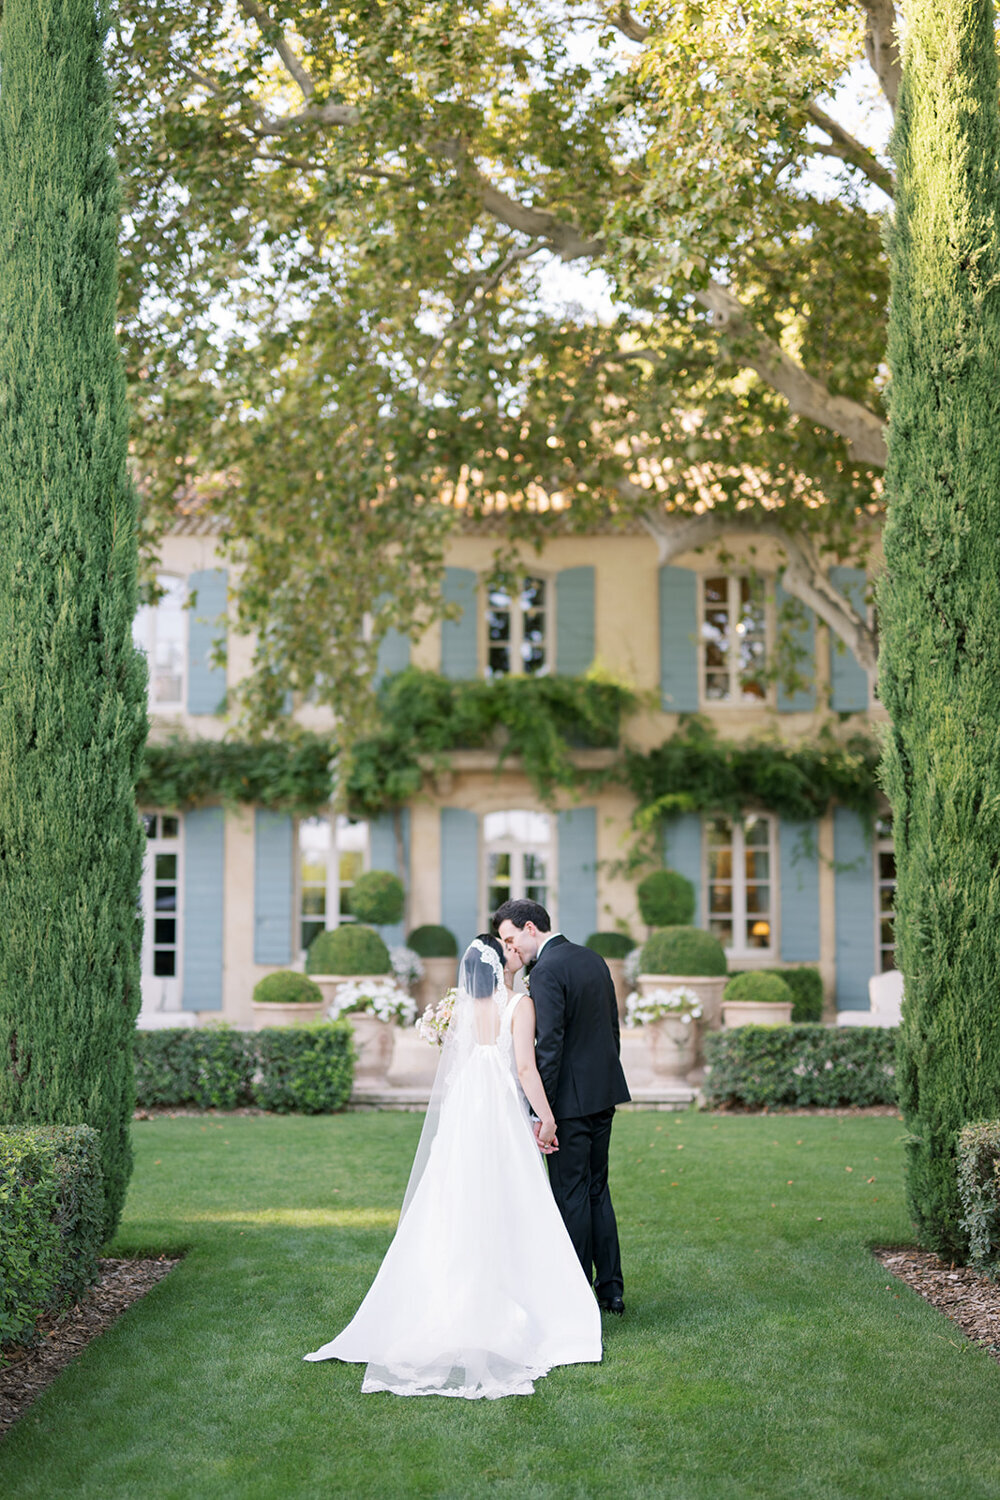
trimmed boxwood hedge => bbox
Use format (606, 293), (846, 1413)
(703, 1025), (898, 1109)
(133, 1025), (355, 1114)
(640, 927), (727, 976)
(723, 971), (794, 1007)
(1, 1125), (104, 1356)
(306, 924), (391, 975)
(407, 924), (458, 958)
(585, 931), (637, 959)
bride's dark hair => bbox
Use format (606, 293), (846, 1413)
(464, 933), (504, 998)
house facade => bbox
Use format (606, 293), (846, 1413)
(136, 521), (891, 1028)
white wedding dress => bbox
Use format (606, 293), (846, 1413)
(304, 942), (602, 1398)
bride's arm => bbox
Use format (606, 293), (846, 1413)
(511, 995), (558, 1151)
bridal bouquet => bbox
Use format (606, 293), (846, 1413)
(415, 988), (457, 1047)
(625, 985), (703, 1028)
(327, 978), (416, 1027)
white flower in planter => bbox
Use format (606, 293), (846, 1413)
(327, 978), (416, 1027)
(625, 985), (703, 1028)
(390, 945), (424, 985)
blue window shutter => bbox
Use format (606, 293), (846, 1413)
(369, 810), (411, 947)
(833, 807), (875, 1009)
(779, 819), (820, 962)
(829, 567), (869, 712)
(187, 569), (228, 716)
(182, 807), (224, 1010)
(440, 568), (478, 678)
(440, 808), (479, 952)
(376, 628), (410, 683)
(663, 814), (702, 926)
(555, 567), (595, 676)
(659, 566), (699, 712)
(253, 811), (293, 965)
(556, 807), (597, 940)
(775, 579), (816, 712)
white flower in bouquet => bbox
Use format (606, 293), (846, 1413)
(625, 985), (703, 1028)
(328, 978), (416, 1027)
(415, 988), (457, 1047)
(390, 945), (424, 985)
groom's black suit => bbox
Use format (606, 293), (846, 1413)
(528, 934), (630, 1302)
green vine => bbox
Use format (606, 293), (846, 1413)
(137, 734), (335, 813)
(625, 716), (882, 830)
(343, 668), (638, 817)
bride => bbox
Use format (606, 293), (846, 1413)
(304, 934), (602, 1398)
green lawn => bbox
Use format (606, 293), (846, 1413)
(3, 1110), (1000, 1500)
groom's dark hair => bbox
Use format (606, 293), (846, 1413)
(492, 898), (551, 933)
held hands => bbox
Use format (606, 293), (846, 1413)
(533, 1119), (558, 1155)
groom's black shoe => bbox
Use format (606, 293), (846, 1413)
(597, 1296), (625, 1316)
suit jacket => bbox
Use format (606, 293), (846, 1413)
(528, 934), (631, 1120)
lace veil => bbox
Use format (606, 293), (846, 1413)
(399, 937), (509, 1220)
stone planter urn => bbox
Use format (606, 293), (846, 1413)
(415, 956), (458, 1017)
(638, 973), (727, 1031)
(646, 1015), (699, 1081)
(251, 999), (327, 1028)
(605, 957), (629, 1022)
(721, 999), (793, 1028)
(309, 973), (384, 1015)
(348, 1013), (396, 1084)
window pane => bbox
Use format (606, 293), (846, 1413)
(879, 885), (895, 913)
(709, 918), (733, 945)
(154, 885), (176, 912)
(745, 883), (770, 914)
(709, 885), (732, 914)
(300, 859), (327, 885)
(744, 817), (770, 846)
(745, 850), (770, 881)
(154, 853), (177, 881)
(704, 577), (727, 604)
(487, 608), (511, 643)
(522, 644), (546, 674)
(302, 919), (324, 954)
(489, 852), (511, 881)
(301, 890), (326, 917)
(880, 918), (895, 947)
(746, 919), (771, 948)
(707, 818), (732, 845)
(153, 949), (176, 977)
(339, 850), (364, 883)
(525, 884), (547, 905)
(141, 813), (157, 838)
(488, 644), (511, 676)
(708, 848), (732, 881)
(154, 918), (176, 945)
(522, 577), (545, 609)
(523, 853), (546, 882)
(878, 851), (896, 880)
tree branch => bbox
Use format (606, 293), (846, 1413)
(607, 5), (650, 42)
(861, 0), (901, 112)
(239, 0), (316, 102)
(693, 280), (887, 468)
(417, 241), (548, 387)
(805, 101), (895, 197)
(638, 509), (878, 673)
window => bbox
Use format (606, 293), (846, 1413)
(484, 810), (552, 917)
(706, 813), (775, 957)
(298, 814), (370, 956)
(139, 813), (182, 1010)
(486, 576), (548, 677)
(133, 575), (187, 709)
(876, 816), (896, 971)
(701, 574), (768, 704)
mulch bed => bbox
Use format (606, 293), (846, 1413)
(874, 1247), (1000, 1362)
(0, 1256), (179, 1440)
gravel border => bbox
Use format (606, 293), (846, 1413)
(874, 1247), (1000, 1362)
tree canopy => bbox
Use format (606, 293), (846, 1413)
(114, 0), (902, 726)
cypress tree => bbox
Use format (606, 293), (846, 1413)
(0, 0), (147, 1237)
(880, 0), (1000, 1255)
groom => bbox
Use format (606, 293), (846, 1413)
(493, 898), (631, 1315)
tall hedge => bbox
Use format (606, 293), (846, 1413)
(0, 0), (147, 1238)
(880, 0), (1000, 1254)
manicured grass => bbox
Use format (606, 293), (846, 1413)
(4, 1110), (1000, 1499)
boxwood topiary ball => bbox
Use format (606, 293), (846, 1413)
(585, 932), (637, 959)
(306, 925), (391, 975)
(252, 971), (324, 1005)
(723, 970), (794, 1005)
(406, 923), (459, 958)
(346, 870), (405, 926)
(640, 926), (727, 976)
(636, 868), (696, 928)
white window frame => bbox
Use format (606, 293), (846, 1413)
(704, 812), (778, 961)
(297, 813), (371, 960)
(875, 816), (896, 972)
(139, 811), (183, 1013)
(699, 573), (772, 708)
(483, 809), (555, 927)
(483, 574), (552, 678)
(133, 573), (188, 712)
